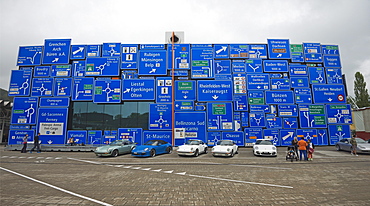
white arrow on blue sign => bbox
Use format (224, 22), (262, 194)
(197, 80), (233, 101)
(42, 39), (71, 64)
(17, 46), (43, 66)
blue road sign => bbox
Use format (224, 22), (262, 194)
(139, 50), (167, 75)
(249, 113), (266, 127)
(197, 80), (233, 101)
(122, 79), (155, 100)
(312, 84), (346, 104)
(8, 70), (32, 96)
(53, 78), (72, 97)
(248, 91), (265, 105)
(156, 77), (172, 103)
(168, 44), (190, 69)
(298, 104), (327, 128)
(175, 81), (196, 100)
(270, 73), (288, 78)
(248, 44), (267, 59)
(50, 65), (71, 77)
(326, 68), (343, 84)
(10, 125), (30, 130)
(316, 129), (328, 145)
(263, 60), (288, 72)
(93, 79), (121, 103)
(240, 112), (249, 127)
(291, 77), (309, 88)
(102, 43), (121, 57)
(191, 46), (214, 78)
(72, 61), (86, 77)
(265, 91), (294, 104)
(222, 132), (244, 146)
(70, 45), (86, 60)
(280, 129), (296, 146)
(42, 39), (71, 64)
(245, 59), (263, 73)
(247, 74), (269, 90)
(232, 60), (246, 73)
(67, 130), (87, 145)
(121, 44), (138, 69)
(322, 45), (340, 55)
(326, 104), (352, 124)
(11, 97), (38, 124)
(88, 130), (102, 145)
(278, 105), (298, 117)
(303, 43), (321, 54)
(122, 70), (138, 79)
(270, 78), (290, 90)
(289, 65), (307, 76)
(267, 39), (291, 59)
(149, 104), (172, 130)
(328, 124), (350, 145)
(297, 129), (318, 141)
(207, 103), (233, 131)
(34, 66), (50, 77)
(140, 44), (165, 50)
(263, 129), (280, 145)
(283, 117), (298, 129)
(175, 101), (194, 111)
(233, 95), (248, 111)
(17, 46), (43, 66)
(323, 55), (341, 68)
(250, 105), (269, 113)
(31, 78), (54, 96)
(8, 130), (35, 145)
(37, 107), (68, 144)
(233, 73), (247, 94)
(207, 132), (221, 146)
(308, 67), (326, 84)
(304, 53), (322, 62)
(143, 131), (172, 146)
(118, 128), (143, 145)
(86, 57), (120, 76)
(40, 97), (70, 107)
(86, 45), (101, 57)
(72, 77), (94, 101)
(229, 44), (248, 58)
(214, 44), (229, 58)
(244, 128), (262, 146)
(175, 112), (206, 143)
(214, 60), (231, 76)
(169, 70), (189, 76)
(266, 114), (282, 129)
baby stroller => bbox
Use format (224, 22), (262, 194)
(286, 145), (298, 162)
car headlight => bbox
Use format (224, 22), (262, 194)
(272, 147), (276, 150)
(190, 147), (194, 151)
(108, 148), (113, 152)
(227, 148), (230, 152)
(144, 148), (149, 151)
(254, 146), (259, 150)
(212, 147), (215, 151)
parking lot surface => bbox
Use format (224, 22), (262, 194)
(1, 146), (369, 206)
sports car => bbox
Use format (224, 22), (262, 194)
(212, 140), (238, 157)
(94, 139), (136, 157)
(177, 139), (208, 157)
(131, 140), (172, 157)
(253, 139), (277, 157)
(335, 138), (370, 154)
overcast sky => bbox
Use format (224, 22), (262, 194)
(1, 0), (369, 96)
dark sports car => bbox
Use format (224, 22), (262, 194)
(131, 140), (172, 157)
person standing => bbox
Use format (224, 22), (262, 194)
(291, 137), (299, 157)
(297, 137), (308, 161)
(350, 134), (358, 156)
(30, 133), (41, 153)
(307, 139), (315, 161)
(21, 134), (28, 153)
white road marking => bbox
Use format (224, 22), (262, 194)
(152, 169), (162, 172)
(0, 167), (113, 206)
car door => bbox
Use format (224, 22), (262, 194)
(156, 141), (166, 154)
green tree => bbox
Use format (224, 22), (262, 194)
(354, 72), (370, 108)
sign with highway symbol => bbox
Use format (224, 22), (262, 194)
(156, 77), (172, 103)
(328, 124), (350, 145)
(326, 104), (352, 124)
(233, 73), (247, 94)
(72, 77), (94, 101)
(139, 49), (167, 75)
(222, 132), (244, 146)
(247, 74), (269, 90)
(86, 57), (120, 76)
(175, 101), (194, 111)
(17, 46), (43, 66)
(31, 78), (54, 96)
(308, 67), (326, 84)
(296, 129), (318, 145)
(232, 60), (246, 73)
(175, 81), (196, 100)
(267, 39), (291, 59)
(42, 39), (71, 64)
(290, 44), (304, 62)
(278, 105), (298, 117)
(270, 78), (290, 90)
(34, 66), (51, 77)
(289, 65), (307, 76)
(323, 55), (342, 68)
(233, 95), (248, 111)
(93, 79), (121, 103)
(121, 44), (138, 69)
(86, 45), (101, 57)
(67, 130), (87, 145)
(214, 60), (231, 76)
(265, 91), (294, 104)
(312, 84), (346, 104)
(197, 80), (233, 102)
(250, 105), (269, 113)
(263, 60), (288, 72)
(207, 132), (221, 146)
(53, 78), (72, 97)
(122, 79), (155, 100)
(245, 59), (263, 73)
(249, 113), (266, 127)
(303, 43), (322, 62)
(326, 68), (343, 84)
(39, 97), (70, 107)
(266, 114), (282, 129)
(70, 45), (86, 60)
(175, 112), (206, 143)
(118, 128), (143, 145)
(263, 129), (280, 146)
(51, 65), (71, 77)
(88, 130), (102, 145)
(280, 129), (296, 146)
(322, 45), (339, 55)
(191, 45), (214, 78)
(102, 43), (121, 57)
(248, 44), (267, 59)
(11, 97), (38, 124)
(229, 44), (248, 58)
(283, 117), (298, 129)
(143, 131), (172, 146)
(72, 61), (86, 77)
(207, 103), (233, 131)
(298, 104), (327, 128)
(214, 44), (229, 58)
(37, 107), (68, 144)
(8, 70), (32, 96)
(149, 104), (172, 130)
(291, 77), (309, 88)
(248, 91), (264, 105)
(244, 128), (262, 146)
(168, 44), (190, 69)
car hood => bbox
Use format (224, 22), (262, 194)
(133, 145), (156, 151)
(178, 145), (198, 151)
(254, 145), (276, 150)
(213, 145), (233, 152)
(96, 145), (119, 151)
(357, 143), (370, 149)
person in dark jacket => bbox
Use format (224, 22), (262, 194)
(21, 134), (28, 153)
(30, 133), (41, 153)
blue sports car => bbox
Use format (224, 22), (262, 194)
(131, 140), (172, 157)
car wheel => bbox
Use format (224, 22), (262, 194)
(230, 150), (234, 157)
(336, 145), (341, 151)
(130, 146), (136, 152)
(166, 147), (172, 154)
(194, 149), (199, 157)
(111, 150), (119, 157)
(150, 149), (156, 157)
(204, 148), (208, 154)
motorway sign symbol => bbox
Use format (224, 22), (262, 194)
(175, 81), (196, 100)
(53, 78), (72, 97)
(167, 44), (190, 69)
(326, 104), (352, 124)
(207, 103), (233, 131)
(42, 39), (71, 64)
(8, 70), (32, 96)
(298, 104), (327, 128)
(248, 44), (267, 59)
(156, 77), (172, 103)
(86, 57), (120, 76)
(263, 60), (288, 72)
(31, 78), (54, 96)
(72, 77), (94, 101)
(17, 46), (43, 66)
(11, 97), (38, 124)
(265, 91), (294, 104)
(70, 45), (86, 60)
(328, 124), (350, 145)
(267, 39), (291, 59)
(197, 80), (233, 102)
(312, 84), (346, 104)
(102, 43), (121, 57)
(93, 79), (121, 103)
(149, 104), (172, 130)
(121, 44), (138, 69)
(122, 79), (155, 100)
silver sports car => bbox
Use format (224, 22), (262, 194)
(335, 138), (370, 154)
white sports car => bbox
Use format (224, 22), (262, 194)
(253, 139), (277, 157)
(177, 139), (208, 157)
(212, 140), (238, 157)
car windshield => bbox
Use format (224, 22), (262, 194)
(256, 140), (273, 145)
(217, 140), (233, 146)
(356, 138), (366, 143)
(109, 140), (124, 146)
(144, 140), (158, 146)
(185, 140), (200, 145)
